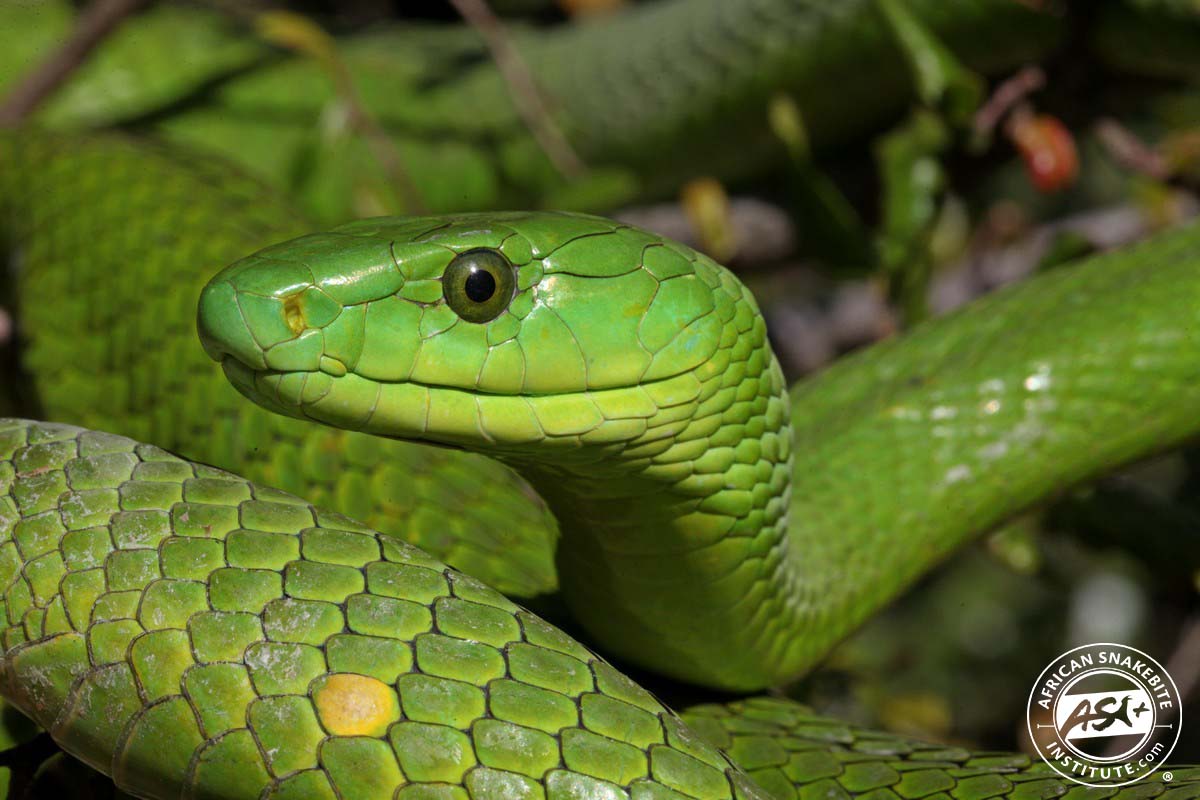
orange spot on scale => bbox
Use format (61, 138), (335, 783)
(313, 674), (399, 737)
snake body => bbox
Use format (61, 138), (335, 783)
(2, 130), (1200, 797)
(0, 417), (772, 800)
(11, 420), (1200, 800)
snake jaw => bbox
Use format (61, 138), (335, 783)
(218, 358), (303, 421)
(218, 357), (257, 397)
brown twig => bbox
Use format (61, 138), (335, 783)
(0, 0), (149, 126)
(329, 64), (428, 214)
(972, 65), (1045, 138)
(1096, 117), (1171, 180)
(255, 11), (427, 214)
(447, 0), (586, 179)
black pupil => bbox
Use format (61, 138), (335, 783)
(464, 268), (497, 302)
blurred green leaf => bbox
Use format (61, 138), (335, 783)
(875, 0), (985, 127)
(875, 110), (949, 323)
(771, 94), (877, 272)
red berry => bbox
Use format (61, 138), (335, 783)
(1009, 114), (1079, 193)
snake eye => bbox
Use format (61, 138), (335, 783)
(443, 249), (517, 323)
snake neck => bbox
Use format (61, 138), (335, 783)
(500, 306), (799, 690)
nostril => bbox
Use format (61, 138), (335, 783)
(196, 280), (268, 369)
(282, 293), (307, 336)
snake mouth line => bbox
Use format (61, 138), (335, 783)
(218, 349), (694, 401)
(221, 358), (592, 401)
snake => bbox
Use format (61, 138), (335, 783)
(2, 127), (1200, 798)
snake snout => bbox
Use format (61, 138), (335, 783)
(198, 262), (349, 389)
(197, 279), (268, 371)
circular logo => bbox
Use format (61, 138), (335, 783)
(1027, 643), (1182, 787)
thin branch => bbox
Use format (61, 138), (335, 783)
(0, 0), (149, 126)
(972, 65), (1045, 138)
(330, 65), (428, 214)
(447, 0), (586, 179)
(255, 11), (427, 214)
(1096, 117), (1171, 180)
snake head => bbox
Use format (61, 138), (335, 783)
(198, 211), (767, 455)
